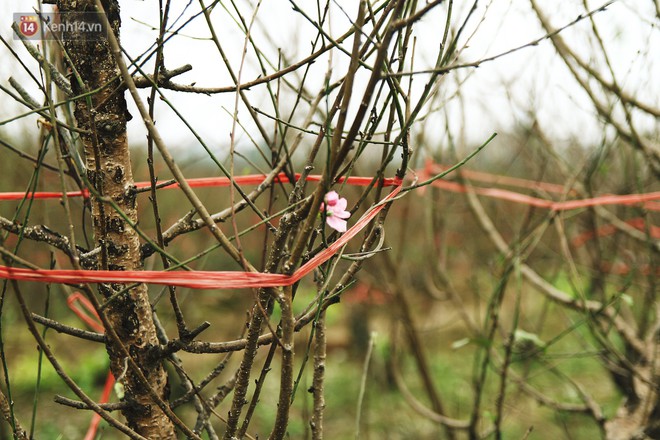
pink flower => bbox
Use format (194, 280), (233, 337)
(322, 191), (351, 232)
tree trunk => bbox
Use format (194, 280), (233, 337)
(57, 1), (176, 437)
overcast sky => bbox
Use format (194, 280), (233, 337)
(1, 0), (658, 166)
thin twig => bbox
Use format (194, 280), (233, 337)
(355, 331), (376, 440)
(30, 313), (105, 342)
(389, 1), (616, 77)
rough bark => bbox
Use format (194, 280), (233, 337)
(56, 1), (176, 437)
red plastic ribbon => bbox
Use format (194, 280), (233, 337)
(0, 181), (402, 289)
(0, 173), (400, 201)
(571, 217), (660, 247)
(427, 179), (660, 211)
(3, 162), (659, 288)
(420, 160), (660, 211)
(3, 166), (657, 211)
(67, 292), (104, 332)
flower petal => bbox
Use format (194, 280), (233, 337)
(334, 197), (348, 212)
(324, 191), (339, 206)
(333, 208), (351, 219)
(326, 215), (347, 232)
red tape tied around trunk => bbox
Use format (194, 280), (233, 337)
(0, 176), (403, 290)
